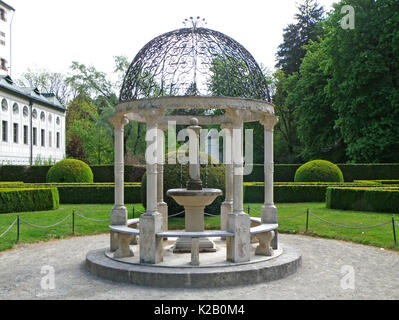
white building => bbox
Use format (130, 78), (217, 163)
(0, 1), (66, 165)
(0, 75), (66, 165)
(0, 0), (14, 76)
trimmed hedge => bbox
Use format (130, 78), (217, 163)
(0, 188), (59, 214)
(244, 182), (384, 204)
(22, 183), (142, 204)
(3, 163), (399, 183)
(327, 187), (399, 213)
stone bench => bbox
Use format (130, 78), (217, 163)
(157, 231), (234, 266)
(109, 220), (278, 263)
(249, 222), (278, 257)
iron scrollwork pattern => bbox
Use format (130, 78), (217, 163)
(120, 27), (270, 102)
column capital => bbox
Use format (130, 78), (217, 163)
(226, 109), (248, 127)
(220, 123), (233, 131)
(110, 115), (129, 129)
(139, 109), (163, 127)
(261, 116), (279, 131)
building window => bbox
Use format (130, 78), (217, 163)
(13, 123), (18, 143)
(1, 99), (8, 112)
(13, 103), (19, 115)
(23, 106), (29, 118)
(49, 131), (52, 148)
(56, 117), (60, 125)
(23, 125), (28, 145)
(56, 132), (60, 149)
(2, 120), (8, 142)
(0, 9), (6, 22)
(48, 114), (52, 123)
(32, 109), (37, 119)
(33, 128), (37, 146)
(41, 129), (45, 147)
(0, 58), (7, 71)
(40, 112), (45, 122)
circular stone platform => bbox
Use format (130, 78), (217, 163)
(86, 240), (301, 288)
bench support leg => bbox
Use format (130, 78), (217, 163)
(255, 231), (275, 257)
(191, 238), (200, 266)
(114, 234), (134, 259)
(110, 231), (119, 252)
(129, 224), (139, 245)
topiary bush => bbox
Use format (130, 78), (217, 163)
(294, 160), (344, 183)
(46, 159), (94, 183)
(141, 151), (225, 216)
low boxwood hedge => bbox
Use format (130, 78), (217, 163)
(0, 188), (59, 214)
(22, 183), (142, 204)
(326, 187), (399, 213)
(244, 181), (384, 204)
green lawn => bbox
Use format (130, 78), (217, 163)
(0, 203), (398, 252)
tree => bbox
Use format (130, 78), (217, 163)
(66, 134), (87, 162)
(324, 0), (399, 162)
(290, 40), (343, 161)
(276, 0), (325, 75)
(17, 68), (75, 105)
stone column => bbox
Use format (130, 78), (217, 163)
(220, 124), (233, 237)
(110, 115), (129, 252)
(140, 110), (163, 264)
(157, 124), (168, 235)
(261, 116), (279, 250)
(226, 110), (251, 263)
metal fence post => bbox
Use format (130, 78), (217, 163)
(133, 207), (135, 219)
(248, 205), (250, 215)
(17, 216), (20, 242)
(392, 217), (397, 245)
(306, 209), (310, 234)
(72, 210), (75, 235)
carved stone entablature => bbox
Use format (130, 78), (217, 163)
(261, 116), (279, 131)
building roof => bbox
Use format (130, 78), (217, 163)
(0, 1), (15, 11)
(0, 75), (66, 112)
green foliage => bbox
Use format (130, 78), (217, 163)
(294, 160), (344, 182)
(46, 159), (94, 183)
(327, 187), (399, 213)
(0, 188), (59, 214)
(323, 0), (399, 162)
(276, 0), (325, 75)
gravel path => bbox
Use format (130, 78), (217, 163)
(0, 234), (398, 300)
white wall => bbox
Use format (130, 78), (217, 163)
(0, 91), (66, 165)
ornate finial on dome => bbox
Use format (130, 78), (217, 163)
(183, 16), (207, 30)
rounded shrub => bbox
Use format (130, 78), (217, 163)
(46, 159), (94, 183)
(141, 151), (225, 216)
(294, 160), (344, 183)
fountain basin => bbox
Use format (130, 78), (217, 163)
(167, 188), (222, 253)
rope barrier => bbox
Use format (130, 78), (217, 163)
(20, 215), (71, 229)
(0, 218), (17, 239)
(168, 211), (186, 218)
(204, 212), (220, 217)
(279, 212), (307, 219)
(75, 213), (108, 223)
(308, 212), (391, 229)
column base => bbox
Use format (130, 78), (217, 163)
(261, 205), (278, 250)
(226, 213), (251, 263)
(139, 213), (163, 264)
(110, 206), (128, 226)
(158, 202), (169, 233)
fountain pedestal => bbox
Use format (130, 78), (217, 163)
(167, 189), (222, 253)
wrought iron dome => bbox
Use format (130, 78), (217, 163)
(120, 23), (271, 103)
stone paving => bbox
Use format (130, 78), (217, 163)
(0, 234), (398, 300)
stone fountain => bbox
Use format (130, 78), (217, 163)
(167, 118), (222, 253)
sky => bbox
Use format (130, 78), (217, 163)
(8, 0), (336, 82)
